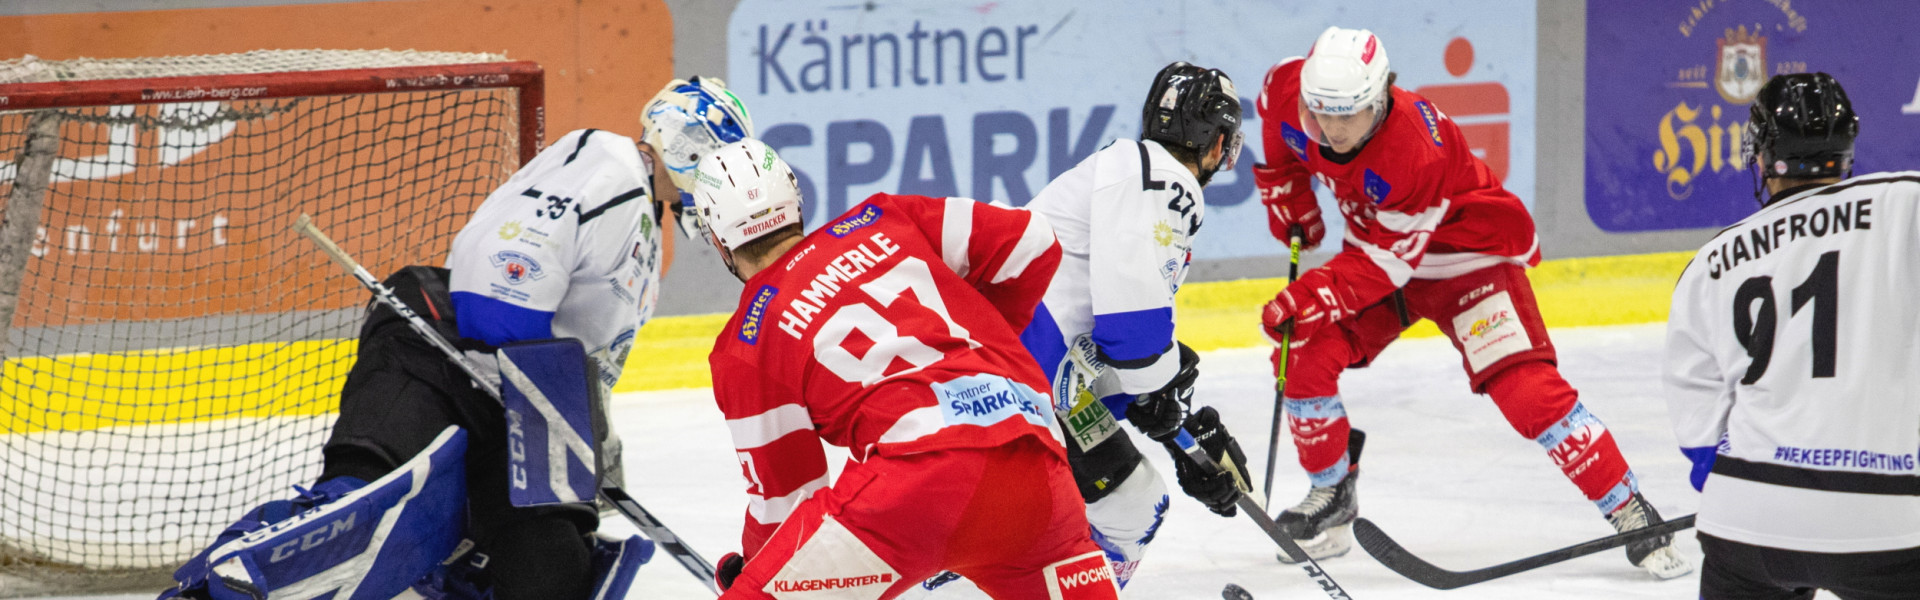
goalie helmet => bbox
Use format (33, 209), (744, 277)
(640, 76), (755, 237)
(1299, 27), (1391, 147)
(688, 139), (803, 251)
(1744, 72), (1857, 195)
(1140, 61), (1244, 185)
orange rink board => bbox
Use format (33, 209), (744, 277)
(0, 0), (674, 143)
(0, 1), (677, 434)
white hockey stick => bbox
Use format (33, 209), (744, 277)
(293, 213), (721, 595)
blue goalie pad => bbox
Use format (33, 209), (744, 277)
(171, 426), (470, 600)
(587, 532), (654, 600)
(499, 338), (602, 507)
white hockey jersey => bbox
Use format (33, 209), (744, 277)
(1021, 139), (1202, 395)
(1666, 171), (1920, 553)
(448, 129), (665, 392)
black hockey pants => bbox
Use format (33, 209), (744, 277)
(319, 266), (597, 600)
(1699, 532), (1920, 600)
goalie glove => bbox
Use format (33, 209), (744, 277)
(1164, 406), (1253, 517)
(1125, 342), (1200, 442)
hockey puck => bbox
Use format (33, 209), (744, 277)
(1221, 583), (1254, 600)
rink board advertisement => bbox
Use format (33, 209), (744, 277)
(1584, 0), (1920, 232)
(726, 0), (1536, 261)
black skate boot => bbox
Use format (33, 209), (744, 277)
(1275, 430), (1364, 564)
(1606, 492), (1692, 579)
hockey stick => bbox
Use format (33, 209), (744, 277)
(1262, 227), (1304, 507)
(293, 214), (721, 595)
(1062, 335), (1352, 599)
(1172, 431), (1355, 600)
(1352, 513), (1697, 590)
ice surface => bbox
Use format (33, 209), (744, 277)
(15, 324), (1843, 599)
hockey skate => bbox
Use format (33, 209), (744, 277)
(1275, 431), (1364, 564)
(1606, 492), (1692, 579)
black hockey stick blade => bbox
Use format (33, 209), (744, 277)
(602, 486), (721, 595)
(1237, 496), (1356, 599)
(1353, 514), (1696, 590)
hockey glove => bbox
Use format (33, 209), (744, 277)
(716, 552), (745, 591)
(1254, 163), (1325, 250)
(1261, 268), (1356, 345)
(1126, 342), (1200, 442)
(1165, 406), (1253, 517)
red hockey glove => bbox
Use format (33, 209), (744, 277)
(1261, 269), (1355, 345)
(1254, 163), (1325, 250)
(716, 552), (745, 591)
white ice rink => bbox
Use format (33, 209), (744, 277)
(16, 323), (1843, 599)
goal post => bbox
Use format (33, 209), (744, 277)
(0, 50), (542, 595)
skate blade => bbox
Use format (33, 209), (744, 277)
(1274, 524), (1353, 564)
(1636, 546), (1693, 580)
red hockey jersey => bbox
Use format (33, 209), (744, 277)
(1257, 57), (1540, 308)
(708, 193), (1064, 556)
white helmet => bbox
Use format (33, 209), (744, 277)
(689, 139), (804, 251)
(1300, 27), (1390, 117)
(640, 76), (754, 236)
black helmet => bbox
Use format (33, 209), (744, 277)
(1142, 61), (1244, 185)
(1744, 72), (1858, 184)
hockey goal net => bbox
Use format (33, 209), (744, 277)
(0, 50), (542, 595)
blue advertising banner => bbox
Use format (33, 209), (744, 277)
(728, 0), (1536, 261)
(1585, 0), (1920, 232)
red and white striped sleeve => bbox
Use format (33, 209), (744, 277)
(710, 353), (829, 557)
(881, 193), (1062, 331)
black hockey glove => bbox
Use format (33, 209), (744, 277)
(1164, 406), (1253, 517)
(1126, 342), (1200, 442)
(716, 552), (745, 591)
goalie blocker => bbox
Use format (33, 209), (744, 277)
(164, 267), (650, 600)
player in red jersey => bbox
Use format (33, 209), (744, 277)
(684, 138), (1120, 600)
(1252, 27), (1689, 577)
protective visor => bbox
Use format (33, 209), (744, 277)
(1220, 128), (1245, 172)
(1298, 95), (1386, 151)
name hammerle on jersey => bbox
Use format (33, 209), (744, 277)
(1706, 198), (1872, 280)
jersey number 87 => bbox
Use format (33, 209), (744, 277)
(815, 257), (981, 386)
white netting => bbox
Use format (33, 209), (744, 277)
(0, 49), (508, 85)
(0, 50), (529, 596)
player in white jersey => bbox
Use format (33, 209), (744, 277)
(1017, 62), (1255, 586)
(1666, 72), (1920, 600)
(161, 79), (755, 600)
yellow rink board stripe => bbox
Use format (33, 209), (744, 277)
(0, 251), (1693, 433)
(0, 341), (354, 434)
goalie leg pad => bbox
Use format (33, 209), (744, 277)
(498, 338), (605, 507)
(175, 426), (470, 600)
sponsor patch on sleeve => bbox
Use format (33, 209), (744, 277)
(739, 285), (779, 344)
(1414, 100), (1444, 147)
(828, 204), (884, 238)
